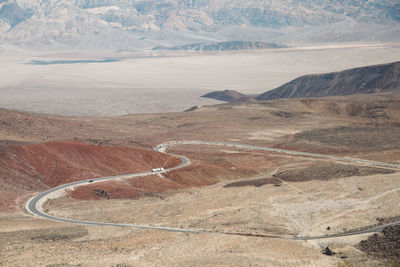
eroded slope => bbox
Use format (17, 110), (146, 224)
(0, 141), (179, 211)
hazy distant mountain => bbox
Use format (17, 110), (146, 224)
(256, 61), (400, 100)
(0, 0), (399, 50)
(153, 41), (288, 51)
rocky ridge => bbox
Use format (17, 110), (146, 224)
(152, 41), (288, 51)
(203, 61), (400, 103)
(256, 61), (400, 100)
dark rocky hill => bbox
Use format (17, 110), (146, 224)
(202, 89), (252, 102)
(358, 225), (400, 260)
(256, 61), (400, 100)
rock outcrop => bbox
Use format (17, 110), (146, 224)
(359, 225), (400, 260)
(202, 89), (252, 102)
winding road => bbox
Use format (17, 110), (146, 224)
(25, 140), (400, 240)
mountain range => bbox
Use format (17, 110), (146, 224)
(1, 0), (400, 50)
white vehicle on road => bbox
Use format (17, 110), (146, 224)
(152, 167), (165, 172)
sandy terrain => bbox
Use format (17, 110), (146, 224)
(48, 162), (400, 237)
(0, 94), (399, 266)
(1, 44), (400, 115)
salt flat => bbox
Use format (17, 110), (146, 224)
(0, 43), (399, 116)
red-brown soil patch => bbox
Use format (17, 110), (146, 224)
(70, 159), (245, 202)
(0, 141), (179, 212)
(70, 176), (185, 200)
(70, 146), (291, 202)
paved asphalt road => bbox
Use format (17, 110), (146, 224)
(26, 141), (400, 240)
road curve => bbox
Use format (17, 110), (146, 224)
(26, 140), (400, 240)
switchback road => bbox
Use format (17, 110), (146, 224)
(26, 140), (400, 240)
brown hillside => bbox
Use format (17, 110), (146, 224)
(0, 142), (180, 212)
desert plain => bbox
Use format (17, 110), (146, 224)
(1, 44), (400, 116)
(0, 83), (399, 266)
